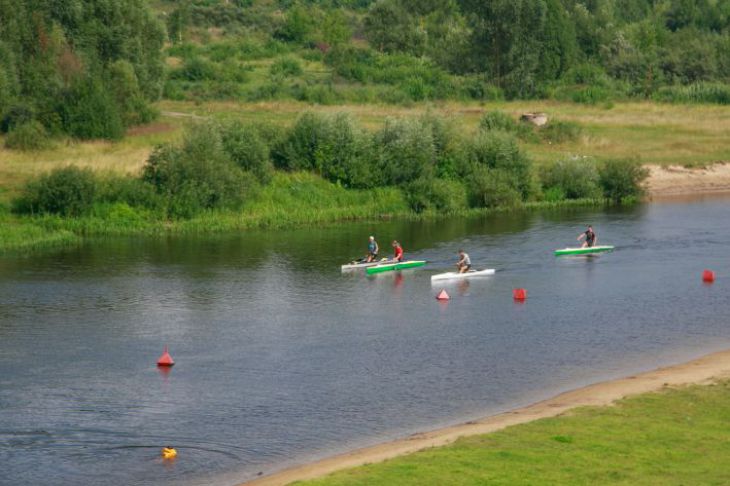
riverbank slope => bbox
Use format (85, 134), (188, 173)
(648, 163), (730, 197)
(245, 349), (730, 485)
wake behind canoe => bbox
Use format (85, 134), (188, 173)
(366, 260), (427, 275)
(554, 245), (614, 256)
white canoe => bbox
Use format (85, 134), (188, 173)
(431, 269), (496, 282)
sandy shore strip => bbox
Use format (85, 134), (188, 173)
(244, 349), (730, 486)
(647, 162), (730, 197)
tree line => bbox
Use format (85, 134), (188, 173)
(164, 0), (730, 104)
(3, 0), (730, 144)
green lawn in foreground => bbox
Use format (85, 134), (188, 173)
(300, 381), (730, 485)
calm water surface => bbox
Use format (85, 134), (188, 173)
(1, 197), (729, 485)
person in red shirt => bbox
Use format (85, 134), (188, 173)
(392, 240), (404, 262)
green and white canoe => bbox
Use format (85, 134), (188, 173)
(554, 245), (614, 256)
(366, 260), (426, 275)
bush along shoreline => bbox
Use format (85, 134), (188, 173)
(3, 112), (647, 253)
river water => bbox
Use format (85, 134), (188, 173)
(1, 196), (729, 485)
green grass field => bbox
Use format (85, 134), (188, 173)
(299, 380), (730, 486)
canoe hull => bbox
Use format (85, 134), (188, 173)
(366, 260), (426, 275)
(554, 245), (614, 256)
(431, 269), (496, 282)
(341, 261), (385, 271)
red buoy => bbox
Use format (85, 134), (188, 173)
(436, 289), (450, 301)
(702, 269), (716, 283)
(513, 288), (527, 301)
(157, 346), (174, 367)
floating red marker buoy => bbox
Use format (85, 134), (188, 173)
(513, 288), (527, 301)
(436, 289), (450, 301)
(702, 269), (715, 283)
(157, 346), (174, 367)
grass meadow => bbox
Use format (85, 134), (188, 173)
(300, 380), (730, 486)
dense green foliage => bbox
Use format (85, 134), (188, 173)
(0, 0), (164, 141)
(12, 112), (647, 219)
(14, 166), (98, 216)
(142, 124), (259, 218)
(158, 0), (730, 105)
(599, 157), (650, 202)
(5, 0), (728, 145)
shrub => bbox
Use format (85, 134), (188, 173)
(373, 117), (436, 187)
(273, 112), (372, 187)
(405, 177), (467, 213)
(468, 167), (522, 208)
(14, 166), (98, 216)
(269, 57), (303, 77)
(598, 158), (648, 202)
(172, 57), (219, 81)
(314, 113), (372, 188)
(220, 121), (273, 183)
(4, 121), (52, 151)
(108, 60), (157, 126)
(465, 131), (534, 199)
(541, 157), (601, 199)
(97, 176), (162, 210)
(552, 64), (618, 104)
(479, 111), (537, 142)
(540, 120), (583, 144)
(480, 111), (518, 132)
(59, 77), (124, 140)
(272, 112), (332, 171)
(419, 113), (463, 179)
(142, 123), (256, 218)
(543, 186), (566, 202)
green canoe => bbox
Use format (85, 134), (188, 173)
(554, 245), (614, 256)
(366, 260), (427, 275)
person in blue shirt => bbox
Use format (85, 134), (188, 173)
(366, 236), (379, 262)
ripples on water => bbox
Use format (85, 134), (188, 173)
(1, 198), (729, 485)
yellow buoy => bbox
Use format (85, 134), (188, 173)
(162, 447), (177, 459)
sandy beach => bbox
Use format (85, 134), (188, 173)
(647, 163), (730, 197)
(244, 349), (730, 485)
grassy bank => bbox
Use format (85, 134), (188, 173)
(0, 219), (80, 253)
(300, 380), (730, 485)
(0, 99), (721, 255)
(0, 171), (604, 254)
(1, 100), (729, 201)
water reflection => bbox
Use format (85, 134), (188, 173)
(1, 199), (730, 485)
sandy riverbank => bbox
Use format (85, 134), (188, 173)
(647, 162), (730, 197)
(244, 348), (730, 486)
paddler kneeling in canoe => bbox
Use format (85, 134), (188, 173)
(456, 249), (471, 273)
(392, 240), (404, 262)
(366, 236), (379, 262)
(577, 225), (597, 248)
